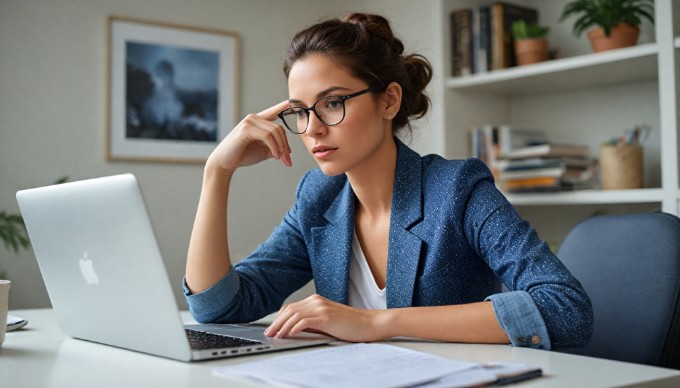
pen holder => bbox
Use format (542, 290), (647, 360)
(599, 144), (643, 190)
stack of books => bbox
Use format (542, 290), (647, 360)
(470, 125), (596, 192)
(470, 125), (547, 182)
(498, 143), (596, 192)
(450, 2), (538, 76)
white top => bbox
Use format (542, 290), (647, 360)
(348, 232), (387, 310)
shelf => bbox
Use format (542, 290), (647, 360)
(446, 43), (658, 97)
(504, 188), (665, 206)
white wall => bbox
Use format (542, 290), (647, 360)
(0, 0), (442, 309)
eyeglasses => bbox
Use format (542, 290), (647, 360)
(277, 85), (385, 134)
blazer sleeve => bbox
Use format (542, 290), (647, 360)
(184, 172), (315, 324)
(462, 159), (593, 350)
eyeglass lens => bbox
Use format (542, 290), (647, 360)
(280, 96), (345, 134)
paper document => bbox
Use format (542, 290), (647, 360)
(213, 343), (541, 388)
(213, 343), (477, 388)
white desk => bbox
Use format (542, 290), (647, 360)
(2, 309), (679, 387)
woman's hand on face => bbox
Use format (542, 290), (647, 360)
(207, 100), (292, 174)
(264, 294), (386, 343)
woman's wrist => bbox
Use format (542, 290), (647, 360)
(371, 308), (398, 340)
(205, 156), (236, 179)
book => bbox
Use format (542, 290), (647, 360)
(451, 8), (474, 76)
(502, 143), (589, 160)
(498, 156), (592, 172)
(499, 156), (597, 192)
(450, 12), (460, 76)
(500, 166), (565, 180)
(498, 125), (547, 156)
(478, 5), (491, 73)
(458, 8), (473, 76)
(490, 2), (538, 70)
(502, 176), (561, 192)
(471, 125), (501, 179)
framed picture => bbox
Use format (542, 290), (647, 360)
(107, 16), (239, 163)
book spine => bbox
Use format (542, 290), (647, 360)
(459, 9), (472, 76)
(489, 2), (539, 69)
(478, 5), (490, 73)
(470, 127), (480, 158)
(450, 11), (460, 77)
(483, 125), (500, 180)
(472, 7), (481, 74)
(490, 3), (504, 70)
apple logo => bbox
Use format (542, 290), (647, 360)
(79, 252), (100, 285)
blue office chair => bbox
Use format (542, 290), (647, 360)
(557, 212), (680, 369)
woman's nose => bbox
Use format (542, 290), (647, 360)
(305, 112), (327, 137)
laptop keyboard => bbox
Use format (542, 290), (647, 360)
(185, 328), (264, 350)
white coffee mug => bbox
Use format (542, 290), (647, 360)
(0, 280), (11, 347)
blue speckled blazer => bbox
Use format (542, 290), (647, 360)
(185, 139), (593, 350)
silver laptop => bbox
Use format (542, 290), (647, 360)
(16, 173), (333, 362)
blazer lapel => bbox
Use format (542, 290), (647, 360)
(386, 140), (424, 308)
(310, 180), (354, 304)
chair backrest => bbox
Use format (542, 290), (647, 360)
(557, 212), (680, 368)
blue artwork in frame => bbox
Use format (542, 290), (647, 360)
(108, 17), (239, 163)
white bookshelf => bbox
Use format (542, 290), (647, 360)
(505, 188), (665, 206)
(445, 43), (658, 96)
(438, 0), (680, 216)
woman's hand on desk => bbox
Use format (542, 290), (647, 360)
(264, 294), (388, 342)
(207, 100), (292, 174)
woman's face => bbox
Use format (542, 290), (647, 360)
(286, 54), (393, 177)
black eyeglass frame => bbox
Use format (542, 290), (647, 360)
(277, 85), (386, 134)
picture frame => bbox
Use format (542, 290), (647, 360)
(107, 16), (239, 163)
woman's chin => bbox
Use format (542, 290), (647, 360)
(317, 163), (346, 177)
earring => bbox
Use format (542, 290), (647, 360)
(386, 114), (392, 119)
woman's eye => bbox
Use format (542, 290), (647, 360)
(294, 109), (307, 118)
(325, 99), (343, 110)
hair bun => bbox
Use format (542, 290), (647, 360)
(402, 54), (432, 120)
(342, 13), (404, 56)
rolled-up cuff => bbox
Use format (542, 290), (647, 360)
(486, 291), (551, 350)
(183, 267), (240, 323)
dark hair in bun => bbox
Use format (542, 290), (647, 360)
(283, 13), (432, 134)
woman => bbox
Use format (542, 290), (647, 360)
(184, 13), (592, 350)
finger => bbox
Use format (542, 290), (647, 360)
(258, 100), (291, 121)
(266, 295), (317, 336)
(251, 128), (283, 160)
(288, 317), (320, 338)
(250, 119), (289, 161)
(270, 123), (291, 162)
(265, 304), (296, 336)
(275, 311), (308, 339)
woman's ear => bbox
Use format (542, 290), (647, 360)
(382, 82), (402, 120)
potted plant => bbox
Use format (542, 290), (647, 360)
(559, 0), (654, 53)
(0, 211), (29, 279)
(511, 20), (550, 66)
(1, 177), (67, 278)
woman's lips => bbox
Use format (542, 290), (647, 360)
(312, 146), (338, 159)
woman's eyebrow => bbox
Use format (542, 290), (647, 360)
(288, 86), (352, 104)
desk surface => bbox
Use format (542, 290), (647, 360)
(2, 309), (680, 388)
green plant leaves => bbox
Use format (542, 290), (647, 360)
(0, 210), (30, 255)
(559, 0), (654, 37)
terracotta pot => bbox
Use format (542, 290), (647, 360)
(587, 23), (640, 53)
(514, 38), (549, 66)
